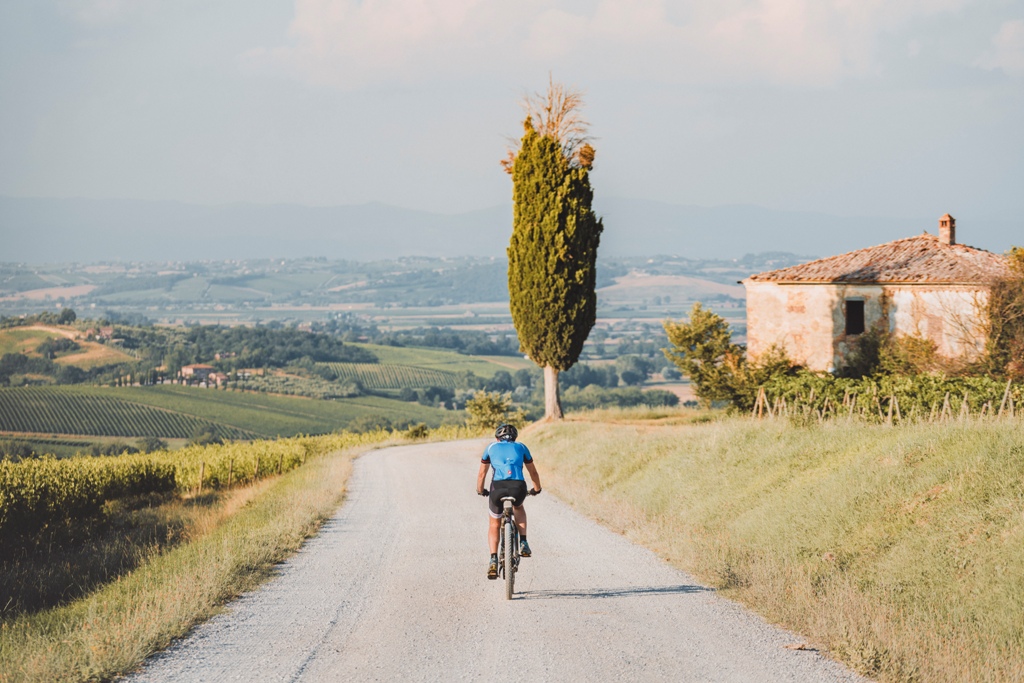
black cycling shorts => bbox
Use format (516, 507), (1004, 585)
(488, 479), (528, 517)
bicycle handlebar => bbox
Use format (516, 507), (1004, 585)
(477, 487), (541, 496)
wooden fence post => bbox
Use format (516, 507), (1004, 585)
(998, 380), (1012, 417)
(227, 458), (234, 488)
(893, 395), (902, 423)
(198, 461), (205, 495)
(255, 455), (261, 480)
(941, 392), (952, 421)
(278, 453), (284, 475)
(753, 387), (765, 418)
(886, 396), (894, 426)
(959, 392), (971, 421)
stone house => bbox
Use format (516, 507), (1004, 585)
(742, 215), (1009, 372)
(180, 363), (215, 380)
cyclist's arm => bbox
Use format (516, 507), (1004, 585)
(476, 461), (490, 494)
(525, 461), (541, 492)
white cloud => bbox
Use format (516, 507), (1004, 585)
(977, 19), (1024, 77)
(244, 0), (976, 89)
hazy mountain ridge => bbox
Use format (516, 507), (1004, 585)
(2, 196), (1017, 263)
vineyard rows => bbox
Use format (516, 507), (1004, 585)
(0, 388), (256, 440)
(321, 363), (457, 389)
(0, 431), (395, 548)
(756, 373), (1022, 423)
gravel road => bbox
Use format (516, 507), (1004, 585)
(128, 440), (863, 682)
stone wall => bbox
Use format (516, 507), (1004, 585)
(744, 281), (990, 372)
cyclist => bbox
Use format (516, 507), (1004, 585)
(476, 423), (541, 579)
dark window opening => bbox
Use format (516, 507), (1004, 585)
(845, 300), (865, 335)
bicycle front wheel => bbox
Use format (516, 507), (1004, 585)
(504, 520), (515, 600)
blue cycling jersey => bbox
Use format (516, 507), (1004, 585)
(481, 441), (533, 482)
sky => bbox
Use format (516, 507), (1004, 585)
(1, 0), (1022, 225)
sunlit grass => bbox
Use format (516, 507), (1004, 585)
(534, 413), (1024, 682)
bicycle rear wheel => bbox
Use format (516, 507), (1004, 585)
(504, 519), (515, 600)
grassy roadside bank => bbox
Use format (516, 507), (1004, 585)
(531, 413), (1024, 682)
(0, 437), (392, 683)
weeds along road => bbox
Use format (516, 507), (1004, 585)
(129, 440), (862, 683)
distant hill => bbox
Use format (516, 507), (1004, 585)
(1, 195), (1017, 262)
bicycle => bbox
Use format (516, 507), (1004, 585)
(483, 489), (538, 600)
(497, 496), (520, 600)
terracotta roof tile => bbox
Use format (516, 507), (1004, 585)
(746, 234), (1009, 284)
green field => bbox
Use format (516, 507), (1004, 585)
(320, 363), (457, 389)
(354, 344), (529, 377)
(535, 413), (1024, 682)
(0, 328), (63, 356)
(0, 385), (450, 441)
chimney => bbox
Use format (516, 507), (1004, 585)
(938, 213), (956, 245)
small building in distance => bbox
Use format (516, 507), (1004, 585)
(180, 364), (216, 381)
(742, 215), (1009, 372)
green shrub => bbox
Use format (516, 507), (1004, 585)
(664, 304), (795, 409)
(985, 246), (1024, 378)
(465, 391), (526, 430)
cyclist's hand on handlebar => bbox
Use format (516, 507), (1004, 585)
(477, 488), (489, 496)
(528, 488), (541, 496)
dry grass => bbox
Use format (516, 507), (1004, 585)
(0, 441), (385, 683)
(542, 405), (722, 428)
(533, 413), (1024, 682)
(52, 341), (134, 369)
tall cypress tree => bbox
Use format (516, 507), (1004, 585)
(507, 111), (603, 420)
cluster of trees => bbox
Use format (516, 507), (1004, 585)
(559, 363), (619, 389)
(316, 317), (521, 357)
(36, 337), (80, 359)
(163, 325), (376, 374)
(0, 353), (88, 386)
(1, 313), (381, 389)
(0, 309), (76, 329)
(375, 328), (520, 356)
(397, 385), (456, 409)
(561, 386), (679, 411)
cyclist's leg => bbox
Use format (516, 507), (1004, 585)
(513, 504), (527, 537)
(486, 483), (507, 554)
(488, 514), (500, 554)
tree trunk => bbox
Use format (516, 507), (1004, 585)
(543, 365), (563, 420)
